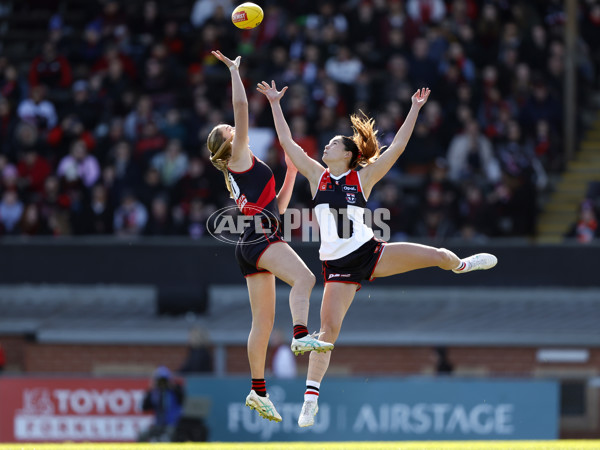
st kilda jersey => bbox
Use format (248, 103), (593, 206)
(313, 169), (374, 261)
(227, 156), (280, 225)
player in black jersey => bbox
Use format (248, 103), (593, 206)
(259, 81), (498, 427)
(206, 51), (333, 423)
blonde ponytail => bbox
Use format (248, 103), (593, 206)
(207, 126), (234, 198)
(347, 111), (382, 169)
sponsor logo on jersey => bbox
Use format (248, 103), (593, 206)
(236, 194), (248, 210)
(342, 185), (357, 192)
(346, 193), (356, 204)
(320, 182), (334, 191)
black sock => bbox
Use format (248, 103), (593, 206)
(293, 324), (308, 339)
(252, 378), (267, 397)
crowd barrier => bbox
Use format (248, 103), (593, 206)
(0, 375), (559, 442)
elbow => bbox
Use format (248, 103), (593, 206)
(233, 99), (248, 108)
(276, 197), (286, 215)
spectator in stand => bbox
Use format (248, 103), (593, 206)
(135, 122), (167, 167)
(409, 37), (440, 91)
(100, 59), (133, 117)
(47, 114), (96, 158)
(17, 85), (57, 131)
(520, 79), (561, 134)
(56, 139), (100, 188)
(191, 0), (233, 28)
(184, 198), (209, 239)
(28, 42), (72, 90)
(533, 119), (562, 172)
(64, 80), (100, 130)
(92, 43), (137, 81)
(401, 120), (444, 174)
(0, 155), (17, 188)
(457, 183), (492, 238)
(17, 150), (52, 198)
(38, 175), (70, 235)
(125, 96), (157, 140)
(1, 63), (22, 106)
(325, 46), (363, 106)
(74, 23), (105, 65)
(161, 109), (187, 143)
(18, 203), (51, 236)
(111, 141), (141, 194)
(0, 190), (24, 234)
(96, 117), (126, 163)
(0, 97), (18, 158)
(113, 191), (148, 236)
(565, 200), (600, 243)
(151, 139), (188, 188)
(496, 120), (547, 191)
(371, 182), (412, 241)
(406, 0), (447, 25)
(132, 1), (164, 48)
(414, 182), (457, 241)
(173, 157), (214, 206)
(446, 119), (501, 185)
(144, 195), (176, 236)
(81, 184), (113, 235)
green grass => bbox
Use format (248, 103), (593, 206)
(0, 442), (599, 450)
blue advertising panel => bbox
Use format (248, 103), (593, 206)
(185, 377), (559, 441)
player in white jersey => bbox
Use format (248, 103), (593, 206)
(258, 81), (497, 427)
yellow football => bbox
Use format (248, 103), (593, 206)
(231, 2), (264, 29)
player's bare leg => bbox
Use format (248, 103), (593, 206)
(244, 272), (281, 422)
(258, 241), (334, 355)
(372, 243), (496, 278)
(299, 282), (356, 427)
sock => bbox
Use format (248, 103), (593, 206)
(454, 261), (467, 271)
(252, 378), (267, 397)
(293, 324), (309, 339)
(305, 380), (320, 402)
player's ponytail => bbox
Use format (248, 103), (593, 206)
(345, 111), (382, 169)
(207, 126), (234, 198)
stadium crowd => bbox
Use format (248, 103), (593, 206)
(0, 0), (599, 241)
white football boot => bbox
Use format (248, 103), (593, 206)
(245, 390), (282, 422)
(291, 331), (334, 356)
(452, 253), (498, 273)
(298, 399), (319, 427)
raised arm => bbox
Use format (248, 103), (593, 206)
(212, 50), (252, 169)
(360, 88), (430, 193)
(276, 152), (298, 214)
(257, 81), (325, 187)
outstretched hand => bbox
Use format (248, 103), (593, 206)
(256, 80), (288, 103)
(411, 88), (431, 109)
(212, 50), (241, 70)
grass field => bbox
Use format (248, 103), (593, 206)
(1, 442), (599, 450)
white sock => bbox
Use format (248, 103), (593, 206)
(455, 260), (467, 271)
(305, 380), (320, 402)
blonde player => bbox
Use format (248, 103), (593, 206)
(207, 52), (333, 422)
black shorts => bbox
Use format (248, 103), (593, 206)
(322, 238), (386, 289)
(235, 228), (284, 277)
